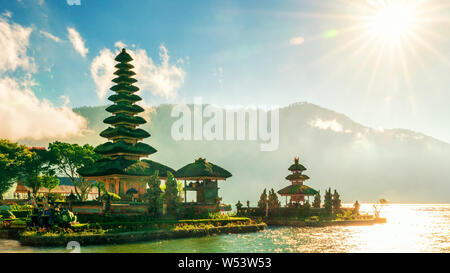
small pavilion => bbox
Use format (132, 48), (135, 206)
(175, 158), (231, 206)
(277, 157), (318, 206)
(77, 48), (174, 199)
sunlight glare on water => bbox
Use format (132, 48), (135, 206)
(0, 204), (448, 253)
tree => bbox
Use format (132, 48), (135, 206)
(48, 142), (101, 201)
(324, 188), (332, 215)
(21, 147), (55, 195)
(41, 175), (59, 194)
(312, 191), (321, 208)
(332, 189), (342, 213)
(257, 188), (268, 211)
(236, 200), (243, 211)
(147, 170), (163, 216)
(165, 171), (180, 215)
(0, 139), (31, 199)
(268, 188), (281, 210)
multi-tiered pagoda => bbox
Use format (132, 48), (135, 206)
(277, 157), (318, 205)
(78, 48), (174, 199)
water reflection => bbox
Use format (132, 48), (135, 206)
(0, 204), (448, 253)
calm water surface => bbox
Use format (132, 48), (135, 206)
(1, 204), (449, 253)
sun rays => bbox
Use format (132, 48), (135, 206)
(290, 0), (449, 112)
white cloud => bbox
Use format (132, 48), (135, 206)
(90, 42), (186, 99)
(66, 0), (81, 5)
(309, 118), (343, 132)
(0, 17), (35, 72)
(2, 10), (12, 18)
(90, 48), (115, 99)
(67, 27), (88, 57)
(0, 77), (87, 141)
(40, 30), (61, 43)
(290, 36), (305, 46)
(0, 18), (87, 141)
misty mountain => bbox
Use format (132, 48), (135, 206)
(22, 102), (450, 204)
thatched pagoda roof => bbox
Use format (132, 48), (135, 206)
(105, 103), (144, 114)
(103, 113), (146, 126)
(95, 141), (157, 156)
(115, 48), (133, 63)
(175, 158), (232, 180)
(100, 126), (150, 139)
(277, 184), (318, 196)
(285, 173), (310, 181)
(108, 93), (142, 103)
(78, 157), (174, 178)
(288, 157), (307, 172)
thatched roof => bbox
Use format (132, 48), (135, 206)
(100, 126), (150, 140)
(114, 48), (133, 63)
(115, 62), (134, 70)
(110, 84), (139, 93)
(105, 104), (144, 114)
(112, 76), (137, 85)
(78, 157), (174, 178)
(285, 173), (310, 181)
(103, 114), (146, 126)
(288, 157), (307, 172)
(95, 141), (157, 156)
(277, 184), (318, 196)
(15, 179), (98, 195)
(108, 93), (142, 103)
(175, 158), (232, 180)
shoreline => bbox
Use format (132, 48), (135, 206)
(18, 223), (267, 247)
(264, 218), (387, 227)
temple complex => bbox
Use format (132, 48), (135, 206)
(175, 158), (231, 206)
(277, 157), (318, 205)
(78, 48), (174, 199)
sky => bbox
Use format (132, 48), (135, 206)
(0, 0), (449, 143)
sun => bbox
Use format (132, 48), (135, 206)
(366, 2), (419, 44)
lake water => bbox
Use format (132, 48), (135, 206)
(1, 203), (449, 253)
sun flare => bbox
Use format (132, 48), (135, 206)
(368, 2), (419, 42)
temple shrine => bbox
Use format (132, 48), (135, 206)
(277, 157), (318, 205)
(78, 48), (174, 199)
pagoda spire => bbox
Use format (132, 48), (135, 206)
(96, 48), (157, 160)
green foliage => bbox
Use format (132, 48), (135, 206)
(235, 200), (243, 211)
(165, 171), (180, 215)
(49, 141), (101, 201)
(268, 188), (281, 210)
(324, 188), (332, 215)
(0, 139), (31, 198)
(147, 170), (163, 216)
(103, 192), (121, 201)
(257, 188), (267, 211)
(332, 189), (342, 213)
(312, 191), (321, 208)
(41, 175), (59, 193)
(21, 147), (56, 194)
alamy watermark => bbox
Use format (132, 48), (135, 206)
(170, 97), (279, 151)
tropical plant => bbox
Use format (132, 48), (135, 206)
(312, 191), (321, 208)
(257, 188), (268, 211)
(268, 188), (281, 210)
(332, 189), (342, 213)
(147, 170), (163, 216)
(324, 188), (332, 215)
(165, 171), (180, 215)
(235, 200), (243, 211)
(48, 141), (101, 201)
(0, 139), (31, 199)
